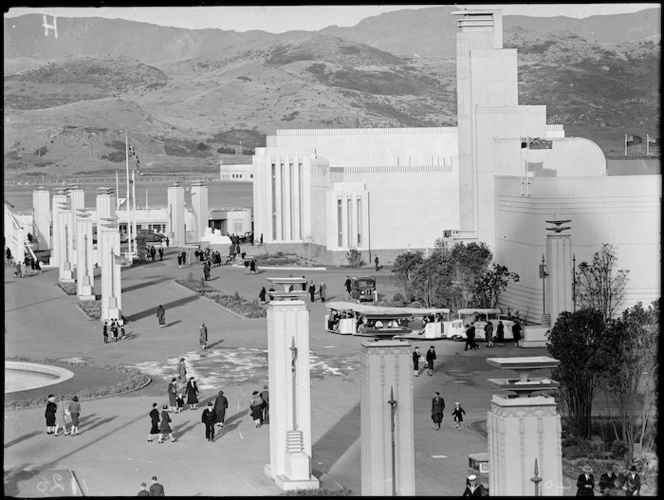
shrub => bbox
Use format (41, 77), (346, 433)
(58, 281), (77, 295)
(175, 280), (267, 318)
(611, 439), (629, 460)
(392, 293), (405, 303)
(346, 247), (364, 267)
(78, 300), (101, 319)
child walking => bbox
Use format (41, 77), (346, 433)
(68, 396), (81, 436)
(451, 401), (466, 431)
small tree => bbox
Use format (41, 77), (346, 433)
(547, 308), (612, 439)
(391, 251), (424, 302)
(449, 242), (492, 310)
(473, 263), (520, 309)
(345, 247), (364, 267)
(575, 243), (629, 321)
(601, 300), (659, 464)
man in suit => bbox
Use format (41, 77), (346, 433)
(599, 463), (622, 495)
(260, 385), (269, 425)
(431, 392), (445, 430)
(623, 465), (641, 496)
(576, 465), (596, 496)
(213, 390), (228, 428)
(201, 402), (217, 442)
(149, 476), (164, 496)
(137, 483), (149, 496)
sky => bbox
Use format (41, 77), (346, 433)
(4, 4), (660, 33)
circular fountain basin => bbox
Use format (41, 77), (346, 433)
(5, 362), (75, 394)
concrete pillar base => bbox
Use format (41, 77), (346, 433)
(265, 464), (319, 492)
(520, 325), (549, 348)
(79, 294), (95, 302)
(285, 451), (313, 481)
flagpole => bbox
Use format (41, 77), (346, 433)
(624, 134), (627, 156)
(125, 134), (132, 254)
(115, 171), (119, 209)
(132, 169), (137, 255)
(646, 134), (649, 156)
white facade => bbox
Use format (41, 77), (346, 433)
(250, 7), (660, 318)
(220, 162), (254, 181)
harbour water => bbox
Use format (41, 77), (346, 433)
(4, 180), (253, 213)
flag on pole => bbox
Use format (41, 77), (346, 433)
(647, 135), (659, 146)
(625, 135), (643, 147)
(128, 142), (141, 171)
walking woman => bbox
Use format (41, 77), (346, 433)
(68, 396), (81, 436)
(54, 397), (70, 436)
(148, 403), (160, 442)
(158, 404), (177, 443)
(186, 377), (199, 410)
(45, 394), (57, 435)
(156, 305), (166, 328)
(452, 401), (466, 431)
(167, 378), (178, 413)
(250, 391), (264, 427)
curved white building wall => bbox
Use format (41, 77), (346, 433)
(495, 175), (661, 323)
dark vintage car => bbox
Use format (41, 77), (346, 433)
(351, 276), (377, 302)
(135, 231), (167, 243)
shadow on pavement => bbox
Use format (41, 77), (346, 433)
(206, 339), (225, 349)
(83, 416), (118, 433)
(125, 296), (199, 322)
(4, 431), (41, 449)
(122, 277), (172, 294)
(312, 402), (361, 473)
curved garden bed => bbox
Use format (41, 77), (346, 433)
(4, 356), (151, 409)
(175, 276), (267, 318)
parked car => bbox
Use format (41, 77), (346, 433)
(350, 276), (377, 302)
(135, 231), (167, 243)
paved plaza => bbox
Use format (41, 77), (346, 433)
(5, 247), (578, 496)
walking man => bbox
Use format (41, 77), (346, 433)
(199, 323), (208, 350)
(308, 281), (316, 302)
(412, 346), (422, 377)
(512, 320), (522, 347)
(484, 321), (494, 348)
(431, 391), (445, 430)
(374, 255), (379, 271)
(425, 345), (437, 376)
(201, 402), (217, 442)
(102, 322), (108, 344)
(156, 305), (166, 328)
(344, 276), (352, 301)
(464, 324), (478, 351)
(319, 280), (326, 302)
(158, 247), (163, 261)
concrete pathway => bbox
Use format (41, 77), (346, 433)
(5, 249), (579, 496)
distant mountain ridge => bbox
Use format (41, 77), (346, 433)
(3, 8), (660, 178)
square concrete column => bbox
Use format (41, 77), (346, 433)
(264, 300), (319, 491)
(167, 183), (185, 246)
(51, 190), (67, 266)
(283, 159), (292, 241)
(32, 187), (50, 251)
(68, 186), (85, 251)
(56, 201), (74, 282)
(99, 217), (122, 323)
(360, 339), (415, 496)
(274, 161), (283, 240)
(546, 233), (573, 323)
(190, 182), (209, 242)
(487, 395), (563, 496)
(76, 210), (95, 301)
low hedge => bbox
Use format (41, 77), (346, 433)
(78, 299), (102, 319)
(57, 281), (77, 295)
(176, 279), (267, 318)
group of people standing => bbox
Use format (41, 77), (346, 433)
(577, 463), (642, 496)
(305, 278), (326, 302)
(249, 386), (269, 428)
(464, 319), (522, 351)
(102, 319), (125, 343)
(412, 345), (437, 377)
(44, 394), (81, 436)
(144, 245), (163, 262)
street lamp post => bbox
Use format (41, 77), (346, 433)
(387, 386), (398, 496)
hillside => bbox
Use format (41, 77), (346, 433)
(3, 9), (660, 178)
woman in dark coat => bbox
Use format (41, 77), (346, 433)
(250, 391), (264, 427)
(576, 465), (596, 496)
(496, 321), (505, 346)
(431, 392), (445, 430)
(158, 404), (176, 443)
(259, 287), (267, 304)
(167, 378), (178, 413)
(148, 403), (160, 442)
(186, 377), (199, 410)
(213, 390), (228, 427)
(156, 305), (166, 327)
(512, 321), (522, 347)
(45, 395), (57, 434)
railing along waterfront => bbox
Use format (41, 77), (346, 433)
(5, 175), (221, 187)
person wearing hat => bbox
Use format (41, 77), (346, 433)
(149, 476), (164, 496)
(622, 465), (640, 496)
(462, 474), (486, 496)
(213, 390), (228, 427)
(576, 465), (596, 496)
(137, 482), (149, 496)
(199, 323), (208, 350)
(201, 402), (217, 442)
(250, 390), (264, 427)
(44, 394), (57, 435)
(425, 346), (437, 376)
(147, 403), (160, 442)
(599, 463), (622, 495)
(260, 385), (269, 425)
(412, 346), (422, 377)
(68, 396), (81, 436)
(431, 392), (445, 430)
(158, 404), (177, 443)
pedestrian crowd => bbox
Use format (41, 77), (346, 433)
(576, 463), (642, 496)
